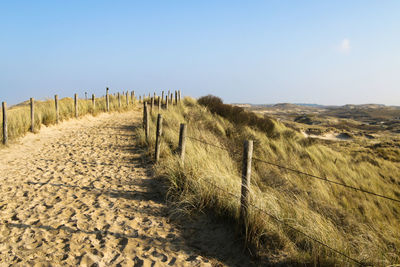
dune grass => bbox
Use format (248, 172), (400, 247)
(1, 93), (138, 145)
(137, 97), (400, 266)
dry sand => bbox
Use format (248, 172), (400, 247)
(0, 110), (253, 266)
(301, 131), (352, 141)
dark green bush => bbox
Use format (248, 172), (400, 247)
(198, 95), (275, 135)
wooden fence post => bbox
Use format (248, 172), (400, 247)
(55, 95), (59, 124)
(175, 91), (178, 105)
(126, 92), (129, 106)
(165, 95), (169, 110)
(143, 102), (149, 142)
(170, 93), (173, 105)
(131, 91), (135, 102)
(2, 102), (7, 145)
(240, 140), (253, 226)
(178, 90), (181, 102)
(143, 102), (146, 128)
(30, 98), (34, 132)
(161, 91), (164, 105)
(158, 96), (161, 110)
(74, 94), (78, 118)
(154, 114), (163, 162)
(85, 92), (88, 101)
(92, 94), (96, 112)
(151, 97), (154, 114)
(118, 92), (121, 108)
(106, 88), (110, 112)
(139, 95), (142, 103)
(178, 123), (187, 164)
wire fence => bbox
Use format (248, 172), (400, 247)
(178, 132), (400, 266)
(186, 134), (400, 204)
(197, 176), (364, 266)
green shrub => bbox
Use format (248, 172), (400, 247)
(198, 95), (275, 136)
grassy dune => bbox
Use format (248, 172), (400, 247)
(137, 97), (400, 266)
(0, 93), (136, 145)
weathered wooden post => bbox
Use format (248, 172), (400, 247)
(2, 102), (7, 145)
(153, 92), (156, 100)
(85, 92), (88, 101)
(74, 94), (78, 118)
(178, 90), (181, 102)
(170, 93), (173, 105)
(126, 91), (129, 106)
(161, 91), (164, 105)
(92, 94), (96, 112)
(131, 91), (135, 102)
(55, 95), (59, 124)
(154, 114), (163, 162)
(139, 95), (142, 103)
(143, 102), (146, 128)
(240, 140), (253, 226)
(151, 97), (154, 114)
(158, 96), (161, 110)
(178, 123), (187, 164)
(118, 92), (121, 108)
(143, 102), (149, 142)
(30, 98), (34, 132)
(165, 95), (169, 110)
(175, 91), (178, 105)
(106, 88), (110, 112)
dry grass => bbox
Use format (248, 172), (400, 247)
(1, 93), (137, 145)
(137, 97), (400, 266)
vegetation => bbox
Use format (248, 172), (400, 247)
(137, 96), (400, 266)
(0, 93), (136, 145)
(198, 95), (275, 136)
(2, 93), (399, 265)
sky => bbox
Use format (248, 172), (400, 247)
(1, 1), (399, 106)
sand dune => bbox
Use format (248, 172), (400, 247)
(0, 111), (252, 266)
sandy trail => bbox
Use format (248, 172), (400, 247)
(0, 111), (252, 266)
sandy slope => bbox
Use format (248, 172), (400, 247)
(0, 110), (253, 266)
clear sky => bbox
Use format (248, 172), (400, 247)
(1, 1), (399, 106)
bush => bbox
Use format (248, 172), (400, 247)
(198, 95), (275, 135)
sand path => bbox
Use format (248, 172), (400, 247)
(0, 110), (253, 266)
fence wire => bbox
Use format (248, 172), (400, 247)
(185, 133), (400, 204)
(178, 130), (400, 265)
(252, 157), (400, 204)
(197, 177), (364, 266)
(186, 136), (235, 152)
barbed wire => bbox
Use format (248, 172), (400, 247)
(171, 128), (397, 264)
(252, 157), (400, 204)
(196, 177), (364, 266)
(186, 136), (238, 153)
(183, 133), (400, 204)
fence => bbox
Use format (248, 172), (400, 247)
(1, 89), (182, 145)
(144, 110), (400, 266)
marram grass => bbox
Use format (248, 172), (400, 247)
(0, 94), (138, 145)
(137, 97), (400, 266)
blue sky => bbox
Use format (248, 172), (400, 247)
(1, 1), (399, 105)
